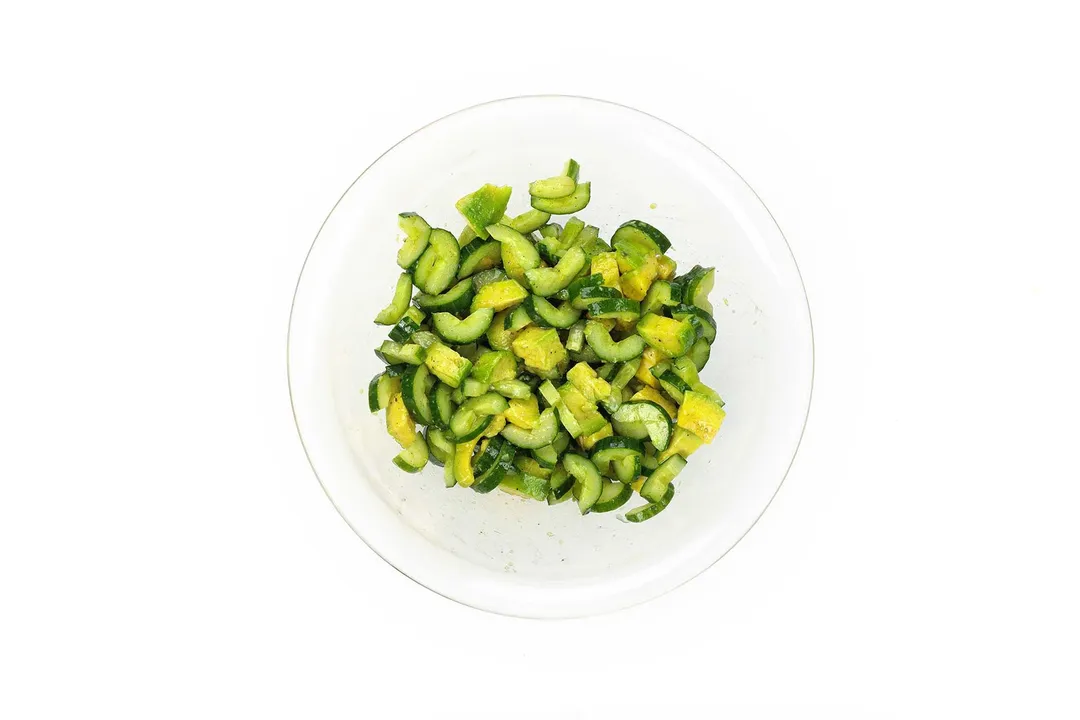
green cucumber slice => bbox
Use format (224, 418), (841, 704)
(499, 407), (559, 449)
(525, 246), (587, 297)
(402, 363), (434, 425)
(487, 224), (541, 275)
(374, 273), (415, 325)
(584, 321), (647, 362)
(414, 277), (474, 314)
(529, 175), (576, 199)
(641, 280), (682, 316)
(492, 378), (532, 399)
(392, 435), (429, 473)
(592, 480), (632, 513)
(563, 454), (603, 514)
(671, 304), (717, 344)
(611, 401), (673, 451)
(426, 427), (454, 466)
(611, 219), (672, 254)
(375, 340), (426, 365)
(571, 285), (621, 310)
(472, 440), (517, 494)
(566, 320), (586, 352)
(563, 158), (580, 182)
(689, 337), (711, 371)
(676, 265), (716, 309)
(432, 307), (495, 344)
(471, 268), (508, 291)
(585, 297), (640, 321)
(498, 471), (549, 500)
(396, 213), (432, 269)
(522, 295), (582, 329)
(625, 483), (675, 522)
(640, 454), (687, 503)
(508, 209), (551, 234)
(387, 307), (425, 343)
(657, 370), (692, 404)
(413, 228), (461, 296)
(368, 372), (396, 413)
(457, 238), (502, 279)
(531, 181), (591, 214)
(429, 382), (454, 429)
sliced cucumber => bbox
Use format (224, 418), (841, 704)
(392, 435), (429, 473)
(498, 471), (549, 500)
(561, 216), (587, 250)
(368, 371), (399, 413)
(586, 297), (640, 321)
(426, 427), (454, 466)
(429, 382), (454, 429)
(625, 483), (675, 523)
(613, 455), (641, 484)
(492, 378), (532, 399)
(563, 158), (580, 182)
(523, 295), (582, 329)
(414, 277), (474, 313)
(547, 465), (573, 504)
(563, 454), (603, 514)
(413, 228), (460, 296)
(529, 175), (576, 199)
(387, 307), (425, 343)
(499, 407), (559, 449)
(471, 268), (508, 291)
(572, 285), (621, 310)
(592, 480), (632, 513)
(432, 308), (495, 344)
(564, 273), (603, 303)
(657, 370), (692, 404)
(640, 454), (687, 503)
(396, 212), (432, 270)
(375, 340), (426, 365)
(566, 320), (586, 352)
(472, 439), (517, 494)
(525, 246), (587, 297)
(641, 280), (682, 316)
(671, 304), (717, 344)
(457, 237), (502, 279)
(402, 363), (435, 425)
(504, 304), (532, 331)
(590, 436), (646, 472)
(374, 273), (415, 325)
(611, 219), (672, 254)
(487, 224), (541, 279)
(531, 181), (591, 214)
(508, 208), (551, 234)
(689, 337), (711, 371)
(584, 321), (646, 362)
(611, 401), (673, 451)
(532, 444), (559, 469)
(410, 330), (439, 349)
(677, 265), (715, 309)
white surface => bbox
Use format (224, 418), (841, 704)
(290, 96), (813, 617)
(1, 1), (1077, 718)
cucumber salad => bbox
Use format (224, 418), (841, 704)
(369, 160), (726, 522)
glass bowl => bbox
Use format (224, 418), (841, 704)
(288, 96), (813, 618)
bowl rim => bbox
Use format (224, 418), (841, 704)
(287, 94), (815, 618)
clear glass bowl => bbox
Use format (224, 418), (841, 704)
(288, 96), (813, 618)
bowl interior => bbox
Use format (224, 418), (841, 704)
(288, 96), (813, 617)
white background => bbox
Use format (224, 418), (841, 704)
(2, 1), (1078, 718)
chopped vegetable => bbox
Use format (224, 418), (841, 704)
(366, 161), (727, 520)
